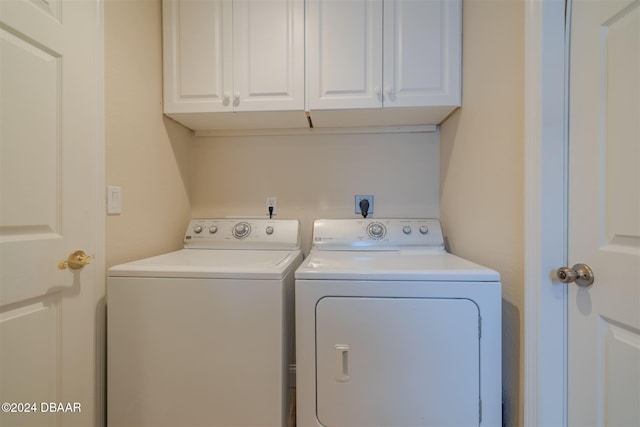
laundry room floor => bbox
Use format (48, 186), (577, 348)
(288, 388), (296, 427)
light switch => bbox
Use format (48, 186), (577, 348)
(107, 186), (122, 215)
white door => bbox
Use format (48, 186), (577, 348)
(0, 0), (104, 426)
(233, 0), (304, 112)
(567, 0), (640, 425)
(382, 0), (461, 108)
(306, 0), (383, 110)
(162, 0), (231, 114)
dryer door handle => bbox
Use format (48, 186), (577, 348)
(335, 344), (350, 382)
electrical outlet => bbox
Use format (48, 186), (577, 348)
(266, 197), (277, 216)
(354, 195), (373, 216)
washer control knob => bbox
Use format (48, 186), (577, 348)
(402, 225), (412, 235)
(193, 225), (203, 234)
(265, 226), (274, 235)
(367, 222), (386, 239)
(209, 226), (218, 234)
(419, 225), (429, 235)
(233, 222), (251, 239)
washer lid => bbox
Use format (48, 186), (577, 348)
(295, 250), (500, 282)
(108, 249), (303, 279)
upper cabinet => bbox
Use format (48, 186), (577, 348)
(162, 0), (461, 131)
(163, 0), (307, 129)
(305, 0), (462, 127)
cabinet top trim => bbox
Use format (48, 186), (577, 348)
(194, 125), (438, 137)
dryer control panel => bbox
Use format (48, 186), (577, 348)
(184, 218), (301, 250)
(311, 218), (444, 250)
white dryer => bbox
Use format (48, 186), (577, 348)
(107, 218), (303, 427)
(295, 219), (501, 427)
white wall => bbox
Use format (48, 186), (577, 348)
(440, 0), (525, 425)
(105, 0), (192, 268)
(104, 0), (525, 425)
(191, 131), (440, 252)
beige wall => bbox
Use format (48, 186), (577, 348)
(105, 0), (525, 424)
(191, 132), (440, 252)
(440, 0), (525, 425)
(105, 0), (192, 268)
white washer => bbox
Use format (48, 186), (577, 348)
(296, 219), (502, 427)
(107, 218), (303, 427)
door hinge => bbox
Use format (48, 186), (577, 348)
(479, 399), (483, 424)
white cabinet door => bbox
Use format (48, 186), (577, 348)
(307, 0), (460, 111)
(164, 0), (303, 114)
(383, 0), (461, 108)
(233, 0), (304, 112)
(306, 0), (383, 110)
(163, 0), (232, 113)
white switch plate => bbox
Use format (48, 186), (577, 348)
(107, 186), (122, 215)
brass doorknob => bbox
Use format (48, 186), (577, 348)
(58, 250), (93, 270)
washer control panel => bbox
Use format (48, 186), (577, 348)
(312, 218), (444, 250)
(184, 218), (300, 250)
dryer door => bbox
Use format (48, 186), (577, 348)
(316, 297), (481, 426)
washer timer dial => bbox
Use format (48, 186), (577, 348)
(232, 222), (251, 239)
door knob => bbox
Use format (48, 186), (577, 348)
(556, 263), (594, 287)
(58, 250), (92, 270)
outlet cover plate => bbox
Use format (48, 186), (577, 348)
(354, 195), (373, 215)
(266, 197), (277, 216)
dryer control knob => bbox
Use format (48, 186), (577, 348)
(403, 226), (412, 235)
(367, 222), (386, 239)
(209, 226), (218, 234)
(265, 226), (274, 235)
(233, 222), (251, 239)
(193, 225), (203, 234)
(419, 225), (429, 235)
